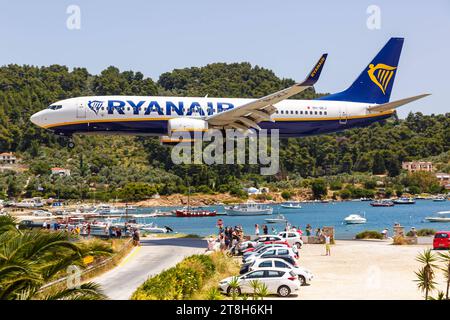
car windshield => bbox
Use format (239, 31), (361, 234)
(435, 233), (449, 239)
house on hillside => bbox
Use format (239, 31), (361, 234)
(51, 167), (71, 177)
(0, 152), (18, 164)
(436, 172), (450, 187)
(401, 161), (433, 173)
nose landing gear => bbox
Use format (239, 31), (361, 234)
(67, 140), (75, 149)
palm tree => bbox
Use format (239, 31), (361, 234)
(249, 280), (261, 300)
(256, 282), (269, 300)
(438, 251), (450, 299)
(0, 215), (112, 300)
(228, 276), (240, 300)
(414, 249), (438, 300)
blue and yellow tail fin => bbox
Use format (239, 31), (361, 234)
(318, 37), (404, 104)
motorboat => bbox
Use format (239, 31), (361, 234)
(344, 214), (367, 224)
(370, 199), (395, 207)
(141, 223), (170, 233)
(425, 211), (450, 222)
(225, 201), (273, 216)
(280, 201), (302, 209)
(433, 196), (447, 202)
(265, 214), (287, 224)
(393, 197), (416, 205)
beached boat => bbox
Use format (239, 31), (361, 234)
(370, 199), (395, 207)
(393, 197), (416, 205)
(344, 214), (367, 224)
(280, 201), (302, 209)
(225, 201), (273, 216)
(16, 198), (44, 208)
(265, 214), (287, 224)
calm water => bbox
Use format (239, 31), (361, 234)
(121, 200), (450, 239)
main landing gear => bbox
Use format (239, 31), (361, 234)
(67, 140), (75, 149)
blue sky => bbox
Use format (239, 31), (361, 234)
(0, 0), (449, 117)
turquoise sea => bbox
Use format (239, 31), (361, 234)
(121, 200), (450, 239)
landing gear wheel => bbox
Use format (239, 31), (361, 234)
(67, 141), (75, 149)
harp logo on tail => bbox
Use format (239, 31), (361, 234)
(367, 63), (396, 94)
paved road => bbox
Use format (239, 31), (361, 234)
(93, 237), (206, 300)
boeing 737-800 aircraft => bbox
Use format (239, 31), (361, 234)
(30, 38), (428, 147)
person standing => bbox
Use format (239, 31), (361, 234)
(324, 233), (331, 256)
(306, 224), (312, 236)
(255, 224), (260, 237)
(263, 224), (268, 235)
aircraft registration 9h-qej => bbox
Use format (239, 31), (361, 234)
(30, 37), (429, 148)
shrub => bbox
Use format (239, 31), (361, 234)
(355, 230), (383, 240)
(329, 181), (343, 191)
(406, 228), (436, 237)
(393, 235), (408, 245)
(281, 191), (292, 200)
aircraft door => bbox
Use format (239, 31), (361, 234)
(339, 105), (348, 125)
(77, 101), (86, 118)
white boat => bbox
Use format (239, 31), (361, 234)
(425, 217), (450, 222)
(344, 214), (367, 224)
(225, 201), (273, 216)
(425, 211), (450, 222)
(91, 204), (126, 215)
(280, 201), (302, 209)
(141, 223), (168, 233)
(433, 196), (447, 202)
(265, 214), (287, 223)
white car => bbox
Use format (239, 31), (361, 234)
(242, 243), (291, 260)
(256, 235), (283, 243)
(32, 210), (52, 217)
(249, 258), (313, 286)
(278, 231), (303, 248)
(219, 268), (301, 297)
(244, 246), (298, 264)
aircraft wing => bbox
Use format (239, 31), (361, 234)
(206, 54), (328, 131)
(367, 94), (430, 113)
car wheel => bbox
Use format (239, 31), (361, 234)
(277, 285), (291, 297)
(298, 275), (306, 286)
(227, 287), (241, 296)
(295, 242), (302, 249)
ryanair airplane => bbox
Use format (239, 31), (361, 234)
(30, 38), (428, 147)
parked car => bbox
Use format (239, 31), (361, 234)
(433, 231), (450, 250)
(32, 210), (52, 217)
(243, 240), (290, 254)
(219, 268), (300, 297)
(278, 231), (303, 248)
(244, 247), (298, 264)
(242, 243), (290, 261)
(256, 235), (283, 243)
(249, 258), (313, 285)
(18, 220), (45, 230)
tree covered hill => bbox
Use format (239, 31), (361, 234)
(0, 63), (448, 200)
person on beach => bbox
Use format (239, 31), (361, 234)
(263, 224), (268, 235)
(306, 224), (312, 236)
(132, 228), (140, 246)
(324, 233), (331, 256)
(255, 224), (260, 237)
(381, 228), (388, 239)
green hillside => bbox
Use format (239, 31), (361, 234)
(0, 63), (449, 200)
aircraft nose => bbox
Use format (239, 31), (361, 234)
(30, 111), (44, 127)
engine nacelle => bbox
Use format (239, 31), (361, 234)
(167, 118), (208, 134)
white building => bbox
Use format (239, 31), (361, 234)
(51, 167), (71, 176)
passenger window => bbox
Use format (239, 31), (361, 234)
(278, 249), (289, 255)
(319, 111), (322, 115)
(246, 271), (264, 279)
(324, 111), (327, 115)
(267, 270), (284, 278)
(290, 110), (293, 114)
(315, 111), (318, 115)
(275, 261), (288, 268)
(259, 261), (272, 268)
(263, 250), (275, 255)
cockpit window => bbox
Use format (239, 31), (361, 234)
(48, 105), (62, 110)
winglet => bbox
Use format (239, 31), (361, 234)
(302, 53), (328, 86)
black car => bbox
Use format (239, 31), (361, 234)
(239, 261), (254, 274)
(18, 220), (44, 230)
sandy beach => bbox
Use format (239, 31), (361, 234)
(292, 240), (447, 300)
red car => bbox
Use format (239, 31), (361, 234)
(433, 231), (450, 250)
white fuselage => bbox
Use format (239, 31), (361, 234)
(30, 96), (393, 138)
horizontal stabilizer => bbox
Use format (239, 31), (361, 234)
(367, 94), (430, 112)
